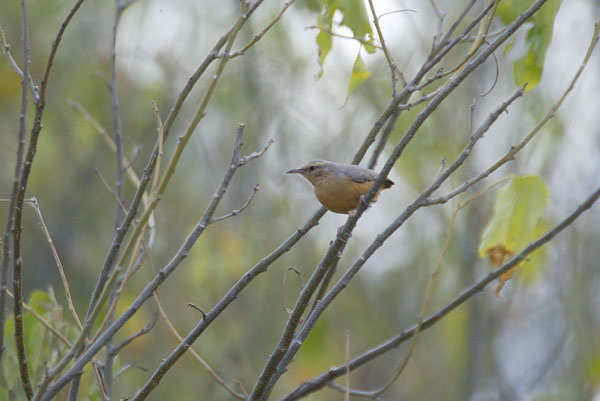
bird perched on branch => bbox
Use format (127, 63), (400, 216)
(287, 160), (394, 215)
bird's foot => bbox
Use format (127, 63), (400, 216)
(359, 195), (371, 210)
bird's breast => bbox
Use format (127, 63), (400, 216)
(313, 179), (374, 214)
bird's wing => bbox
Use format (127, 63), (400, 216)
(338, 164), (378, 183)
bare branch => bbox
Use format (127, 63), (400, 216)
(429, 0), (446, 49)
(28, 198), (83, 330)
(281, 267), (305, 316)
(345, 331), (350, 401)
(367, 0), (400, 93)
(0, 24), (38, 103)
(230, 0), (296, 58)
(110, 310), (158, 356)
(439, 0), (476, 45)
(187, 303), (206, 318)
(12, 1), (34, 397)
(114, 362), (147, 379)
(210, 184), (260, 224)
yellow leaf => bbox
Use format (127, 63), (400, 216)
(478, 175), (549, 295)
(340, 49), (371, 108)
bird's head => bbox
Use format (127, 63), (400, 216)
(287, 160), (334, 186)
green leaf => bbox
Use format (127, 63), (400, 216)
(497, 0), (536, 24)
(503, 36), (515, 54)
(363, 40), (376, 54)
(478, 176), (549, 295)
(2, 317), (18, 390)
(315, 29), (332, 79)
(339, 0), (372, 38)
(313, 0), (373, 76)
(513, 49), (542, 90)
(340, 49), (371, 108)
(478, 175), (549, 258)
(497, 0), (561, 91)
(27, 290), (52, 316)
(26, 323), (45, 380)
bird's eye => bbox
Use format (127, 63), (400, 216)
(309, 166), (316, 171)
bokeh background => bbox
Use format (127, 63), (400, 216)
(1, 0), (600, 400)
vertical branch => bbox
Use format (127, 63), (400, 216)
(0, 29), (28, 369)
(12, 0), (35, 397)
(367, 0), (399, 94)
(3, 1), (92, 399)
(110, 0), (126, 227)
(103, 0), (129, 397)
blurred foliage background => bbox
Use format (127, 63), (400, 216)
(1, 0), (600, 400)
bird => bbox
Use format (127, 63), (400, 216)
(287, 160), (394, 215)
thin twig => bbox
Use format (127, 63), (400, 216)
(210, 184), (260, 223)
(345, 331), (350, 401)
(27, 198), (83, 330)
(110, 310), (158, 355)
(0, 24), (38, 103)
(429, 0), (446, 49)
(415, 1), (498, 94)
(230, 0), (296, 57)
(281, 267), (305, 316)
(367, 0), (400, 93)
(114, 362), (147, 379)
(377, 9), (417, 20)
(439, 0), (476, 46)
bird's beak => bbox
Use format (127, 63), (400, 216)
(287, 168), (304, 174)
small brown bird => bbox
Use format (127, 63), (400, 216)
(287, 160), (394, 214)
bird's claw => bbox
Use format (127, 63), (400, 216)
(359, 195), (370, 209)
